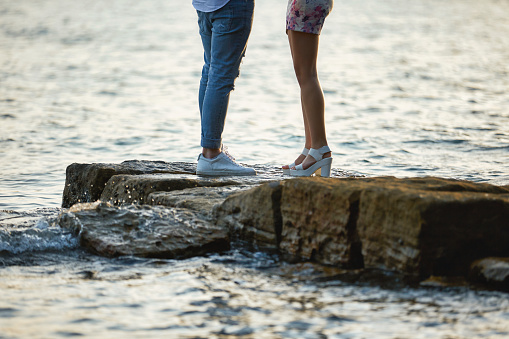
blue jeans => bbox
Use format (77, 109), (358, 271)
(197, 0), (255, 149)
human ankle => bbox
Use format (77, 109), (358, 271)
(310, 142), (328, 149)
(202, 148), (221, 159)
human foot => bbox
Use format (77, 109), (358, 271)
(282, 147), (309, 175)
(290, 146), (332, 177)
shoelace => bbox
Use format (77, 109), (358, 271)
(221, 145), (235, 161)
(221, 145), (243, 167)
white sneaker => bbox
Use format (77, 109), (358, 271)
(196, 148), (256, 176)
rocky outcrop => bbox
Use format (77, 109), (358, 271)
(214, 177), (509, 280)
(62, 160), (281, 208)
(59, 201), (229, 259)
(58, 161), (304, 259)
(60, 160), (509, 290)
(62, 160), (196, 208)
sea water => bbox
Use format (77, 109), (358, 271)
(1, 0), (508, 338)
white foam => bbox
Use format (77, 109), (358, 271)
(0, 217), (79, 254)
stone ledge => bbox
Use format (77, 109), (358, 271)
(60, 161), (509, 290)
(59, 202), (229, 259)
(62, 160), (286, 208)
(62, 160), (195, 208)
(215, 176), (509, 280)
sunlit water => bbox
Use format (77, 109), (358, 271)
(1, 0), (508, 338)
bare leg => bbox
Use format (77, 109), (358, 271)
(282, 95), (312, 170)
(302, 93), (312, 150)
(288, 30), (330, 170)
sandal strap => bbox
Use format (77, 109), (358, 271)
(309, 146), (331, 162)
(287, 148), (309, 169)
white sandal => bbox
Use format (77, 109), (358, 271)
(282, 147), (309, 175)
(289, 145), (332, 177)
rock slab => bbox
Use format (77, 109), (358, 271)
(59, 161), (285, 260)
(62, 160), (196, 208)
(215, 176), (509, 279)
(58, 202), (229, 259)
(62, 160), (280, 208)
(61, 160), (509, 290)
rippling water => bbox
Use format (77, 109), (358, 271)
(2, 246), (509, 339)
(1, 0), (508, 211)
(1, 0), (508, 337)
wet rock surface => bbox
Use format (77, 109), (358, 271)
(148, 185), (250, 217)
(100, 174), (247, 206)
(58, 202), (229, 259)
(62, 160), (196, 208)
(59, 161), (314, 260)
(61, 161), (509, 290)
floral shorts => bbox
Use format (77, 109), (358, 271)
(286, 0), (333, 35)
